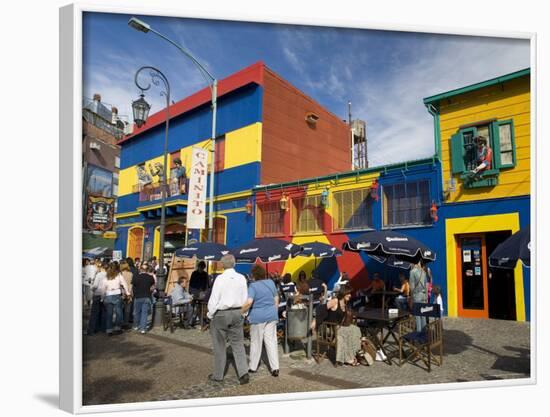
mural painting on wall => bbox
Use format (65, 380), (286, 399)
(86, 195), (115, 231)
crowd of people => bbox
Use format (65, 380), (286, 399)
(83, 253), (444, 381)
(82, 256), (170, 335)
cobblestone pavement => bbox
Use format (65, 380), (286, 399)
(83, 317), (530, 405)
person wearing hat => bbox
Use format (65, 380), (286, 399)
(470, 136), (493, 179)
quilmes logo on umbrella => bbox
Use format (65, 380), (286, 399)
(204, 255), (215, 260)
(385, 237), (409, 242)
(420, 306), (434, 314)
(285, 244), (295, 251)
(240, 248), (259, 254)
(356, 242), (371, 249)
(182, 247), (198, 251)
(319, 252), (328, 257)
(268, 255), (282, 262)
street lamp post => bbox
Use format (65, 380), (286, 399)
(129, 17), (218, 243)
(132, 66), (170, 327)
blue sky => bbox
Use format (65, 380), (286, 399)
(83, 12), (529, 167)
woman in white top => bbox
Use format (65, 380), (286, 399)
(87, 261), (108, 335)
(100, 263), (131, 335)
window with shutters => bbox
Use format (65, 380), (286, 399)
(292, 195), (324, 234)
(256, 201), (284, 237)
(450, 119), (516, 188)
(333, 188), (374, 231)
(383, 180), (431, 227)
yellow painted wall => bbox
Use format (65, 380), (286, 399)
(224, 122), (262, 169)
(118, 123), (262, 198)
(439, 76), (530, 202)
(445, 213), (525, 321)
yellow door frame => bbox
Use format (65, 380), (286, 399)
(445, 212), (525, 321)
(126, 225), (145, 260)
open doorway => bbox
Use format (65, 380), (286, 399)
(486, 231), (516, 320)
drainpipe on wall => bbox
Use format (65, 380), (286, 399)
(426, 103), (445, 202)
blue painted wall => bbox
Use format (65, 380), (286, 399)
(120, 84), (263, 169)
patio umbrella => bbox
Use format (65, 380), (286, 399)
(297, 241), (342, 270)
(489, 226), (530, 269)
(231, 238), (303, 264)
(342, 230), (436, 262)
(298, 241), (342, 258)
(174, 242), (230, 262)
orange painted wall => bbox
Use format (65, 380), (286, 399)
(261, 67), (351, 184)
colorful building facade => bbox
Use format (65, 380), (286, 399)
(115, 63), (531, 322)
(251, 68), (531, 322)
(425, 68), (531, 321)
(114, 61), (352, 266)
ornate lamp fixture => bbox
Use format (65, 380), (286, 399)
(321, 188), (329, 208)
(131, 93), (151, 128)
(245, 198), (254, 216)
(430, 201), (439, 223)
(370, 179), (379, 201)
(279, 194), (289, 211)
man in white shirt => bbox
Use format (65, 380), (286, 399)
(207, 254), (249, 384)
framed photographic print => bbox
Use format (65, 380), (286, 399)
(60, 2), (536, 413)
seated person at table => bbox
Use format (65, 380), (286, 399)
(279, 273), (295, 301)
(169, 276), (194, 328)
(392, 272), (410, 311)
(308, 272), (328, 304)
(290, 280), (310, 309)
(333, 272), (349, 293)
(365, 272), (385, 307)
(312, 285), (364, 366)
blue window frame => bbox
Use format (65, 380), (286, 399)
(383, 180), (431, 227)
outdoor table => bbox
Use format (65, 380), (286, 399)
(355, 308), (409, 365)
(370, 290), (401, 310)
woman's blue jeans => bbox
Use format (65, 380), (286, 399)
(104, 294), (123, 333)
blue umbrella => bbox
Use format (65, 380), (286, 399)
(297, 241), (342, 270)
(298, 241), (342, 258)
(231, 238), (303, 263)
(175, 242), (230, 261)
(489, 226), (530, 269)
(343, 230), (436, 262)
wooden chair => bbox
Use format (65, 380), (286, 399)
(162, 296), (175, 333)
(398, 303), (443, 372)
(314, 321), (339, 366)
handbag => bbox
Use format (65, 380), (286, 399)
(360, 338), (377, 365)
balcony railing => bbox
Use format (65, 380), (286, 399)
(133, 180), (188, 202)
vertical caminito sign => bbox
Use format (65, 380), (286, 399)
(187, 146), (209, 229)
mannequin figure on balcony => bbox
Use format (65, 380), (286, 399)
(135, 164), (152, 191)
(148, 161), (165, 183)
(173, 158), (187, 194)
(469, 136), (492, 181)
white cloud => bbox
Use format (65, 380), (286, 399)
(352, 36), (530, 167)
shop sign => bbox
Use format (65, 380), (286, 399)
(103, 231), (117, 239)
(86, 195), (115, 231)
(187, 147), (208, 229)
(112, 250), (123, 261)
